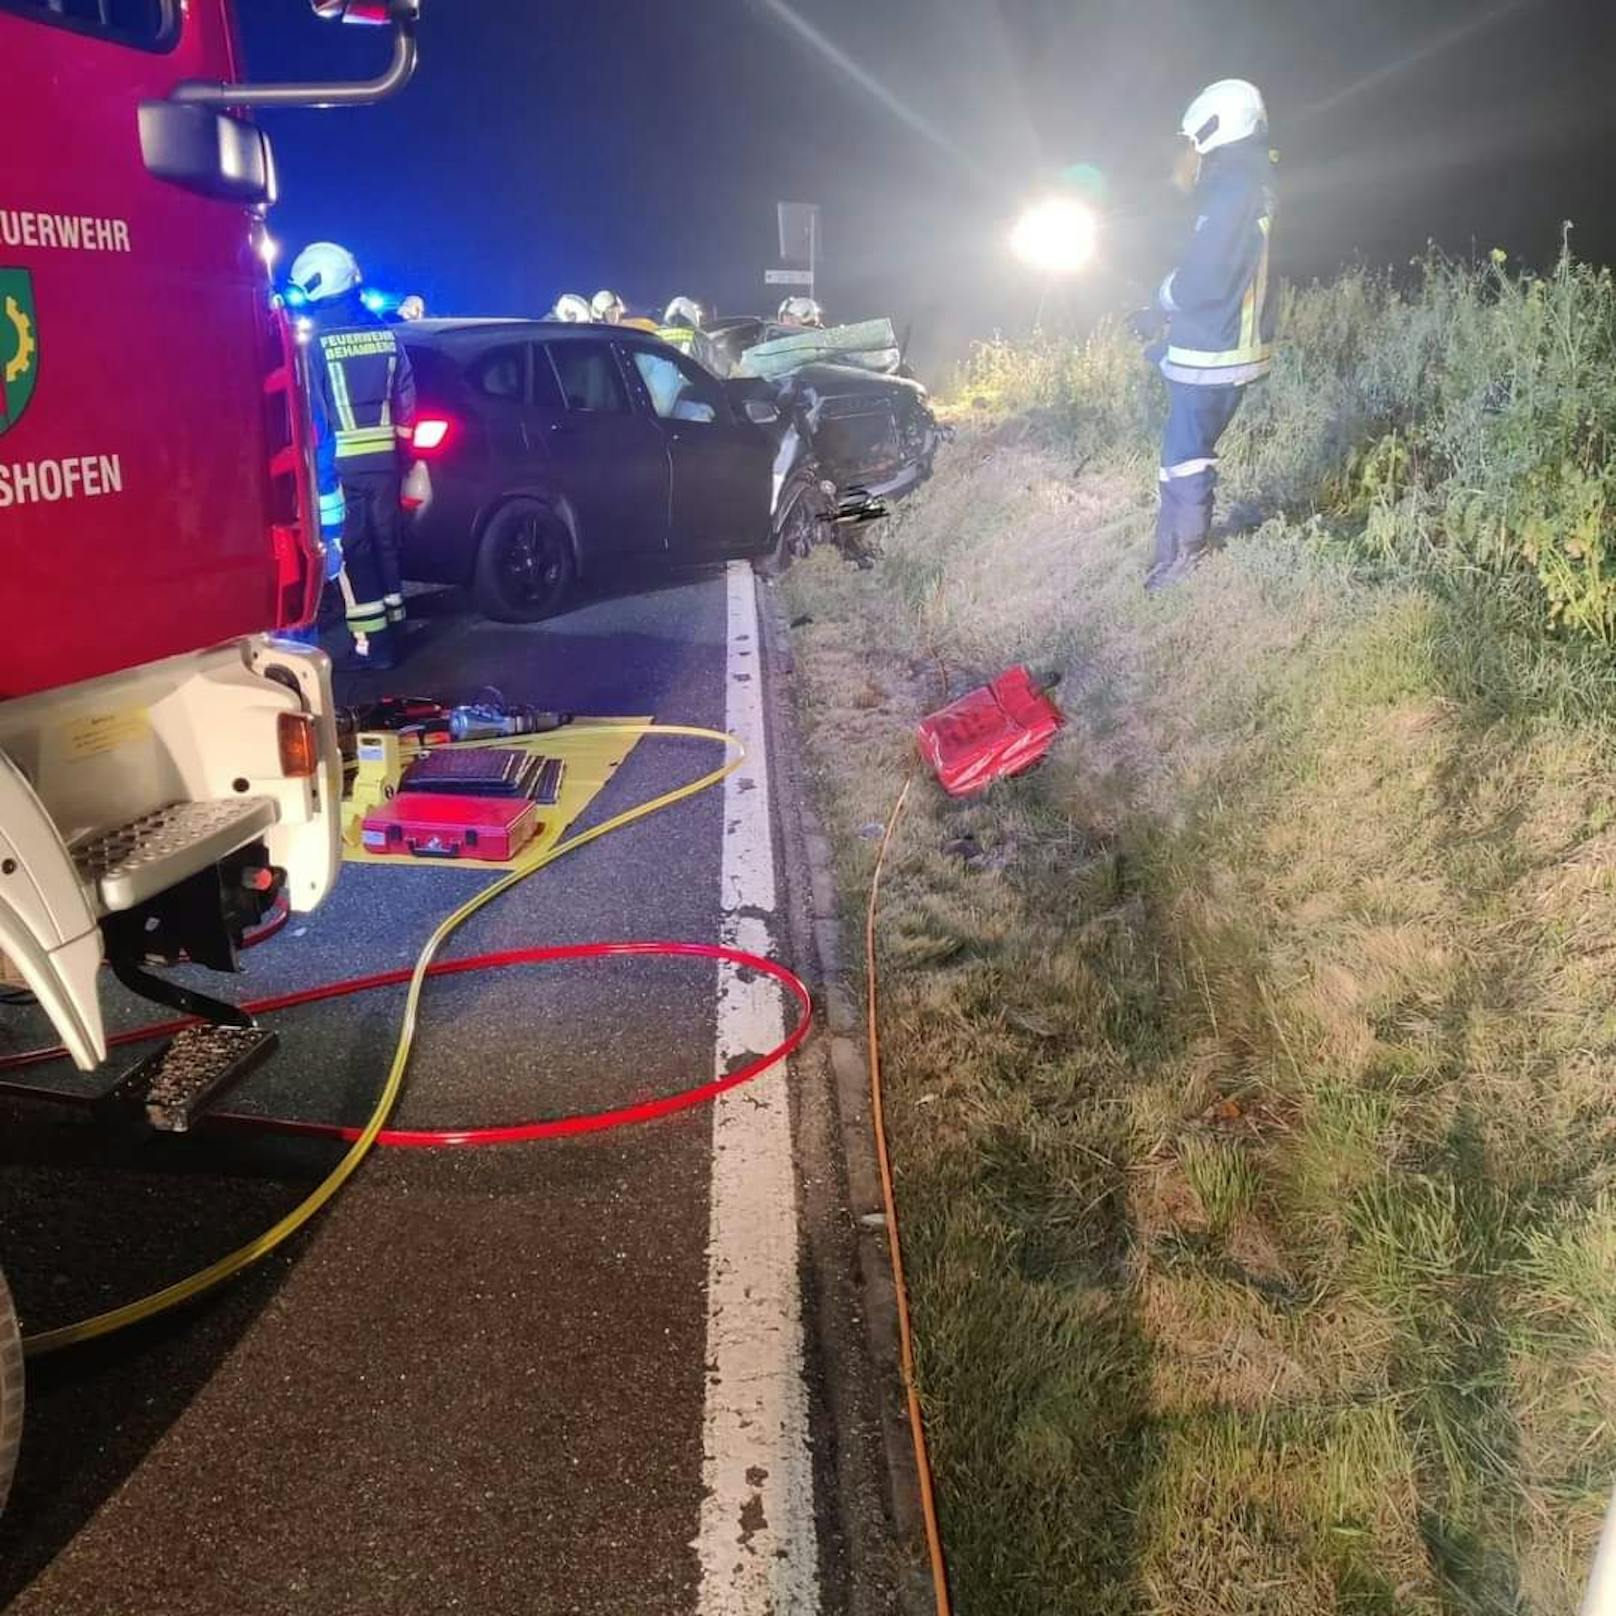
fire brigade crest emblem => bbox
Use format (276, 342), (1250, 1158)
(0, 269), (39, 438)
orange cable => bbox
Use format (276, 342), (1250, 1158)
(864, 769), (952, 1615)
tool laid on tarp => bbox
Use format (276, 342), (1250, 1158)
(340, 716), (652, 872)
(916, 666), (1064, 796)
(338, 694), (572, 749)
(400, 744), (553, 799)
(447, 701), (570, 741)
(336, 692), (580, 864)
(362, 791), (541, 862)
(359, 743), (565, 863)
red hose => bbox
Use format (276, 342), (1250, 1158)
(0, 942), (812, 1147)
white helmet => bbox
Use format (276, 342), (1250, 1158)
(590, 288), (626, 323)
(663, 296), (705, 329)
(289, 241), (361, 303)
(1180, 79), (1267, 155)
(396, 293), (426, 322)
(551, 293), (592, 323)
(777, 296), (824, 328)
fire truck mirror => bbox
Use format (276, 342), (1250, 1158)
(138, 103), (277, 207)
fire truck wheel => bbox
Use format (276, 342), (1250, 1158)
(0, 1262), (21, 1513)
(472, 499), (577, 623)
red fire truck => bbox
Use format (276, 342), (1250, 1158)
(0, 0), (424, 1506)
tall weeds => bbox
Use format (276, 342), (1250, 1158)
(961, 244), (1616, 642)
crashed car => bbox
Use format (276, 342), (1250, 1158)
(392, 315), (942, 622)
(703, 315), (943, 568)
(397, 319), (788, 620)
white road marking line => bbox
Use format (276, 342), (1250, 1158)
(695, 562), (819, 1616)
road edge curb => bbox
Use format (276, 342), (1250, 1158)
(756, 574), (935, 1616)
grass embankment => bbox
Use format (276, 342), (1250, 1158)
(784, 252), (1616, 1614)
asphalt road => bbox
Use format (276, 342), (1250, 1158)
(0, 567), (889, 1615)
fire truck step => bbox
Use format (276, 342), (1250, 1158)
(97, 1024), (279, 1133)
(73, 798), (278, 914)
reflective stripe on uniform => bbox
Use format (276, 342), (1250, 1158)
(320, 329), (396, 358)
(335, 426), (398, 457)
(1167, 339), (1273, 368)
(318, 489), (346, 523)
(327, 358), (358, 432)
(337, 567), (385, 636)
(384, 592), (406, 625)
(1161, 357), (1271, 386)
(380, 355), (396, 428)
(1159, 457), (1218, 481)
(1238, 213), (1273, 356)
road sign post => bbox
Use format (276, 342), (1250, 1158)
(772, 201), (820, 303)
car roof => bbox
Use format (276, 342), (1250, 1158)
(404, 317), (669, 348)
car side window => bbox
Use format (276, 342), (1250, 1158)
(545, 341), (630, 415)
(630, 350), (726, 425)
(470, 345), (527, 401)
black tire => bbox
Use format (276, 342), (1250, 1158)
(0, 1263), (22, 1515)
(471, 499), (578, 623)
(756, 471), (832, 580)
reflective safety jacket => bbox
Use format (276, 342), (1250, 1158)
(655, 324), (723, 375)
(310, 385), (345, 542)
(306, 294), (416, 475)
(1158, 137), (1276, 387)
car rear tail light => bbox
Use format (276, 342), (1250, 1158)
(277, 712), (319, 779)
(412, 417), (453, 454)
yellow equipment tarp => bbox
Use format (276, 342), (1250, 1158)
(341, 718), (651, 874)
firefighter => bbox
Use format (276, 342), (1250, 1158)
(290, 241), (416, 669)
(776, 295), (824, 329)
(551, 293), (592, 323)
(657, 297), (721, 370)
(590, 288), (626, 325)
(1143, 78), (1277, 591)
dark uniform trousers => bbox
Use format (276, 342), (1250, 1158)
(1152, 381), (1246, 577)
(337, 470), (406, 647)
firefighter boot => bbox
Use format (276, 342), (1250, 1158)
(338, 623), (400, 674)
(1144, 492), (1181, 593)
(1145, 472), (1215, 593)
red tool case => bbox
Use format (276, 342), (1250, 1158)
(360, 793), (540, 862)
(915, 666), (1064, 797)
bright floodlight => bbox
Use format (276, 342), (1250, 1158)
(1010, 197), (1097, 274)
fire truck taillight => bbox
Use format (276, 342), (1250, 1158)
(277, 712), (319, 779)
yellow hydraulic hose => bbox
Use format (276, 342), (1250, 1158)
(22, 723), (743, 1357)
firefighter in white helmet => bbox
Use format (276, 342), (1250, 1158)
(657, 297), (720, 370)
(290, 240), (416, 668)
(550, 293), (591, 323)
(663, 296), (705, 330)
(1141, 78), (1277, 591)
(590, 289), (626, 325)
(776, 295), (824, 328)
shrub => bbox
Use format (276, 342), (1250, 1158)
(956, 242), (1616, 642)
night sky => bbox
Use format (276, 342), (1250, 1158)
(244, 0), (1616, 373)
